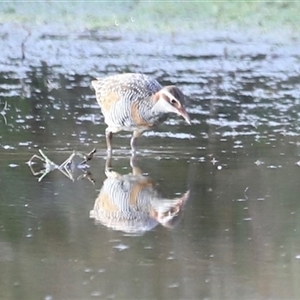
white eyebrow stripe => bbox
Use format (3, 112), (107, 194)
(161, 90), (175, 100)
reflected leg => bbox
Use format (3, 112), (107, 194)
(104, 152), (120, 178)
(130, 152), (142, 175)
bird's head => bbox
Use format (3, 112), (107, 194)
(152, 86), (191, 124)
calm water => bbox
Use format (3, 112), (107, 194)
(1, 23), (300, 299)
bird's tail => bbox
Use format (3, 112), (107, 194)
(91, 78), (103, 90)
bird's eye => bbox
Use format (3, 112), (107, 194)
(170, 99), (177, 105)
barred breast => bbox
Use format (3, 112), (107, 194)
(92, 73), (163, 129)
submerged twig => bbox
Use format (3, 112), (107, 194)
(78, 148), (97, 165)
(77, 171), (95, 185)
(244, 187), (249, 200)
(0, 101), (8, 124)
(28, 149), (58, 182)
(28, 148), (96, 183)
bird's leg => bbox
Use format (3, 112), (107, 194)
(105, 129), (113, 154)
(130, 131), (142, 152)
(105, 152), (113, 172)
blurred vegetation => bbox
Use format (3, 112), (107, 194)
(0, 0), (299, 32)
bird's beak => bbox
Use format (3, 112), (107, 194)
(178, 107), (191, 125)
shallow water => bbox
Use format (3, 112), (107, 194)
(1, 24), (300, 299)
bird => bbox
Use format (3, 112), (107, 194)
(89, 155), (189, 234)
(91, 73), (191, 152)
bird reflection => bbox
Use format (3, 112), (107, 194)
(90, 155), (189, 234)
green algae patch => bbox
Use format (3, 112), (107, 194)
(0, 1), (300, 33)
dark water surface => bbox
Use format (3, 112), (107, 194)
(1, 23), (300, 299)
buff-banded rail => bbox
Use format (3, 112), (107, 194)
(91, 73), (191, 152)
(89, 156), (189, 234)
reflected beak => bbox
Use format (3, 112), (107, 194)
(178, 107), (191, 125)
